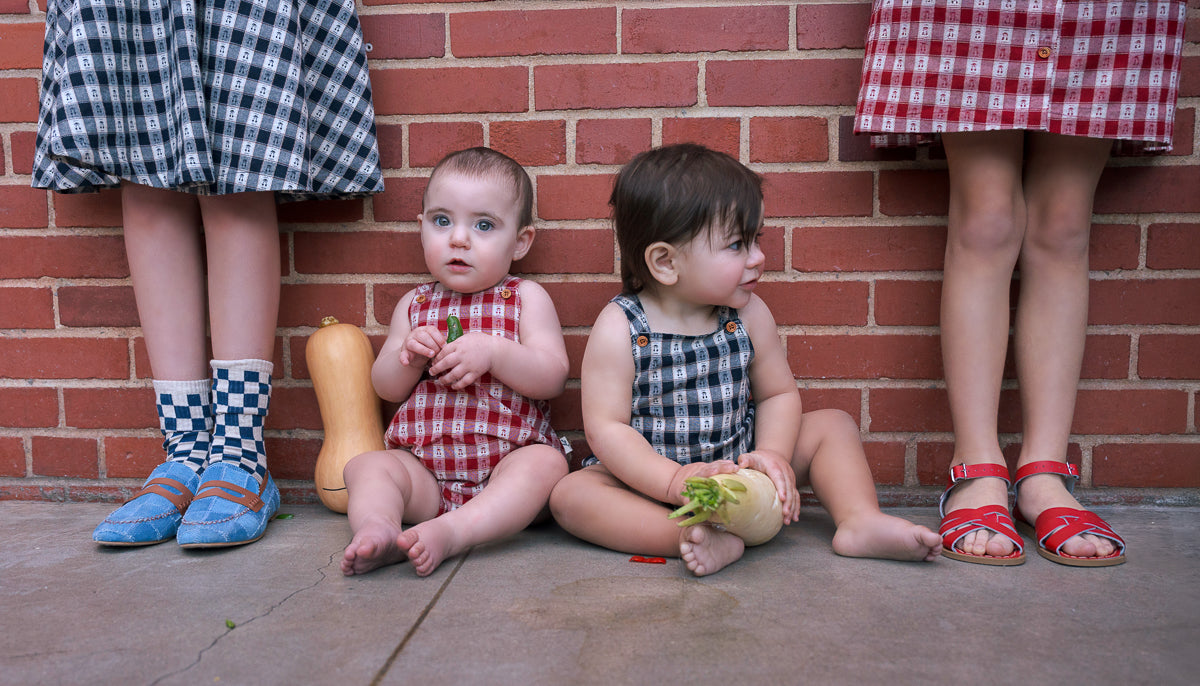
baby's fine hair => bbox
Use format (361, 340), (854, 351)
(611, 143), (763, 293)
(427, 147), (534, 228)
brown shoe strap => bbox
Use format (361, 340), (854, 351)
(129, 477), (195, 515)
(193, 478), (266, 512)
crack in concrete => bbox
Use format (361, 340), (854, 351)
(146, 552), (339, 686)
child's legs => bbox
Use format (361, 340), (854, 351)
(121, 183), (207, 380)
(550, 465), (682, 557)
(1012, 133), (1116, 558)
(939, 131), (1027, 466)
(197, 192), (280, 361)
(795, 409), (941, 561)
(344, 449), (441, 533)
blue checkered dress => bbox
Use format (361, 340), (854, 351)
(616, 294), (756, 466)
(33, 0), (383, 200)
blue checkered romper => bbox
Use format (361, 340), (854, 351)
(612, 294), (756, 466)
(34, 0), (383, 200)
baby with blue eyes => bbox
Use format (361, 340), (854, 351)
(340, 147), (571, 577)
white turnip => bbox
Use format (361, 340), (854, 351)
(668, 469), (783, 546)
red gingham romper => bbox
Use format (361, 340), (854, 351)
(854, 0), (1187, 152)
(385, 277), (565, 514)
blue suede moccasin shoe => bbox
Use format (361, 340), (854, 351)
(176, 462), (280, 548)
(93, 461), (200, 546)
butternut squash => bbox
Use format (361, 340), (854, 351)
(307, 316), (385, 513)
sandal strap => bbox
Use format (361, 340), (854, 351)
(193, 478), (267, 512)
(128, 477), (194, 515)
(1034, 507), (1126, 556)
(1013, 460), (1079, 494)
(939, 463), (1011, 514)
(939, 504), (1025, 555)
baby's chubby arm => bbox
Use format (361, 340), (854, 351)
(738, 295), (803, 521)
(582, 303), (738, 506)
(371, 289), (439, 403)
(427, 279), (568, 400)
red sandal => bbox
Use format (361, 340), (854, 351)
(1013, 461), (1126, 567)
(938, 463), (1025, 566)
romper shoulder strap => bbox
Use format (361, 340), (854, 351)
(612, 293), (651, 335)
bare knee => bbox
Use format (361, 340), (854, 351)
(801, 408), (860, 437)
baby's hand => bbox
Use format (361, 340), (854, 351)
(738, 450), (800, 523)
(666, 459), (739, 506)
(428, 333), (494, 390)
(398, 325), (446, 368)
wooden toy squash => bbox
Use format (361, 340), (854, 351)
(306, 316), (385, 513)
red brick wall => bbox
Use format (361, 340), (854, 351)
(2, 1), (1198, 503)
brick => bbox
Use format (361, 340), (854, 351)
(1089, 278), (1200, 325)
(1073, 389), (1188, 434)
(1093, 443), (1200, 488)
(707, 59), (863, 107)
(10, 130), (35, 174)
(542, 281), (621, 327)
(0, 22), (42, 69)
(548, 387), (583, 432)
(575, 118), (652, 165)
(1138, 335), (1200, 380)
(662, 118), (740, 160)
(32, 436), (98, 478)
(0, 387), (59, 428)
(623, 5), (788, 54)
(536, 174), (616, 221)
(762, 171), (873, 218)
(1146, 223), (1200, 269)
(0, 337), (129, 379)
(373, 176), (427, 223)
(0, 287), (55, 329)
(51, 187), (124, 228)
(103, 436), (166, 478)
(1088, 224), (1140, 270)
(875, 280), (941, 326)
(451, 8), (615, 57)
(376, 123), (404, 170)
(58, 286), (139, 327)
(838, 117), (919, 162)
(0, 235), (129, 279)
(798, 388), (863, 420)
(749, 117), (829, 164)
(0, 186), (49, 228)
(0, 0), (33, 14)
(759, 225), (785, 272)
(564, 332), (587, 379)
(0, 437), (23, 477)
(796, 2), (873, 49)
(373, 284), (410, 328)
(864, 441), (906, 485)
(788, 334), (942, 380)
(294, 231), (425, 276)
(266, 386), (323, 432)
(64, 388), (155, 429)
(264, 436), (321, 481)
(276, 198), (365, 225)
(1093, 165), (1200, 214)
(879, 170), (950, 216)
(409, 122), (485, 168)
(490, 119), (567, 166)
(759, 281), (869, 326)
(279, 284), (368, 328)
(794, 225), (946, 272)
(1179, 55), (1199, 98)
(0, 77), (37, 122)
(371, 66), (528, 115)
(360, 13), (444, 59)
(534, 62), (697, 111)
(519, 228), (614, 275)
(1079, 335), (1132, 380)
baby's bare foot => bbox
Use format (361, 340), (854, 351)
(397, 517), (460, 577)
(833, 511), (942, 562)
(342, 518), (407, 576)
(679, 525), (745, 576)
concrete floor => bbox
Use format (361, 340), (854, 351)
(2, 501), (1197, 686)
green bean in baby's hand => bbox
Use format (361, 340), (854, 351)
(446, 315), (464, 342)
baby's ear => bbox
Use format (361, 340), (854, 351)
(644, 241), (678, 286)
(512, 224), (536, 260)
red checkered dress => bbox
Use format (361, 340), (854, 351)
(854, 0), (1187, 152)
(385, 277), (564, 513)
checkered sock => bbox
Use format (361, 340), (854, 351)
(208, 359), (273, 482)
(153, 378), (212, 474)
